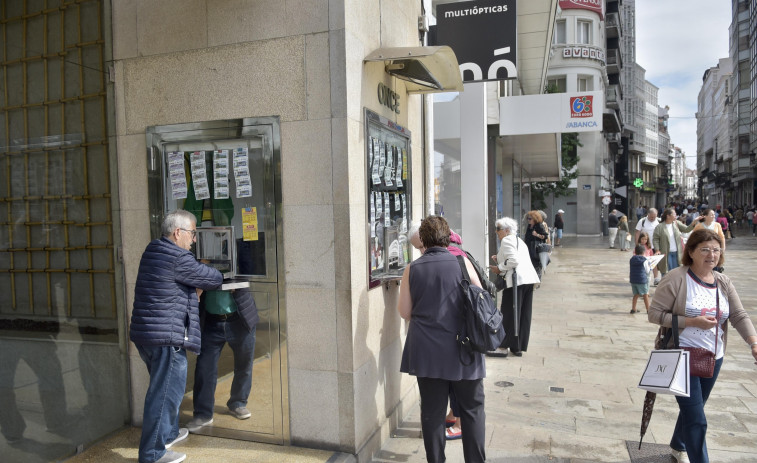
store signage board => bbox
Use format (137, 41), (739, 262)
(433, 0), (517, 82)
(499, 91), (604, 135)
(558, 0), (604, 20)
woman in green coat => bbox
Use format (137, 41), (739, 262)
(653, 208), (698, 276)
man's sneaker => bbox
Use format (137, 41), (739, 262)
(653, 278), (661, 286)
(230, 406), (251, 420)
(186, 416), (213, 433)
(165, 427), (188, 449)
(671, 448), (690, 463)
(155, 450), (186, 463)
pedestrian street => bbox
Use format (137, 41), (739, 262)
(372, 233), (757, 463)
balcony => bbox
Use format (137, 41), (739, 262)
(606, 85), (621, 110)
(641, 153), (658, 166)
(606, 12), (621, 39)
(606, 48), (622, 75)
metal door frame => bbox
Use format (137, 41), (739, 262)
(145, 117), (288, 444)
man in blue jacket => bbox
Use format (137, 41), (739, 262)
(130, 209), (223, 463)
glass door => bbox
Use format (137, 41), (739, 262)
(146, 118), (286, 444)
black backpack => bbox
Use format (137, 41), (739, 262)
(459, 249), (497, 298)
(455, 255), (506, 358)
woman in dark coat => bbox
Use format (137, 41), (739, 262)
(524, 210), (549, 278)
(397, 215), (486, 463)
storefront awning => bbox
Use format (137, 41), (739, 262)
(500, 133), (562, 181)
(364, 46), (463, 94)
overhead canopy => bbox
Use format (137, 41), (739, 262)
(364, 46), (463, 94)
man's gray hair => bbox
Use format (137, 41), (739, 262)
(495, 217), (517, 235)
(162, 210), (196, 237)
(648, 207), (658, 216)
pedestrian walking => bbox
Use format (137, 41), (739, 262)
(525, 211), (549, 279)
(130, 210), (223, 463)
(553, 209), (564, 246)
(397, 216), (487, 463)
(648, 228), (757, 463)
(629, 245), (651, 314)
(489, 217), (539, 358)
(652, 208), (697, 279)
(618, 215), (631, 251)
(608, 209), (620, 249)
(634, 208), (661, 285)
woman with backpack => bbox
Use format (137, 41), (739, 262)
(489, 217), (540, 358)
(397, 216), (487, 463)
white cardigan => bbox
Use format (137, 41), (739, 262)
(496, 234), (540, 288)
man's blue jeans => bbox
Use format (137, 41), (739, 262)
(136, 344), (187, 463)
(670, 357), (723, 463)
(193, 314), (256, 418)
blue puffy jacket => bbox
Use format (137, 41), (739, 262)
(130, 237), (223, 354)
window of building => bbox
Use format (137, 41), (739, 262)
(547, 77), (566, 93)
(577, 76), (593, 92)
(553, 20), (566, 44)
(577, 20), (591, 44)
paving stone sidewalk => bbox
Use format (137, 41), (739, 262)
(372, 234), (757, 463)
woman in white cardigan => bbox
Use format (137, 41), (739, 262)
(488, 217), (540, 357)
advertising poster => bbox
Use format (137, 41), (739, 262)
(242, 207), (259, 241)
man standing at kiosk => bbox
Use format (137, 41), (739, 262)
(188, 288), (259, 432)
(130, 210), (223, 463)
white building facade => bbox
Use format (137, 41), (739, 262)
(698, 58), (734, 207)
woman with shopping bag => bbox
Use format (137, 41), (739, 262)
(648, 228), (757, 463)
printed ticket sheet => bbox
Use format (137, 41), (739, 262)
(242, 207), (259, 241)
(371, 138), (381, 185)
(401, 194), (407, 233)
(370, 192), (376, 237)
(233, 147), (252, 198)
(190, 151), (210, 200)
(384, 192), (390, 227)
(213, 150), (230, 199)
(396, 150), (403, 188)
(168, 151), (188, 199)
(384, 146), (394, 187)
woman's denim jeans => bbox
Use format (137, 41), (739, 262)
(670, 357), (723, 463)
(667, 251), (679, 273)
(193, 316), (256, 418)
(136, 345), (187, 463)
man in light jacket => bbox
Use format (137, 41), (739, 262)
(130, 210), (223, 463)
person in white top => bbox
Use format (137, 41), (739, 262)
(634, 208), (661, 285)
(488, 217), (539, 358)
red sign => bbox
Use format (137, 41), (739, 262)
(570, 95), (593, 118)
(558, 0), (603, 20)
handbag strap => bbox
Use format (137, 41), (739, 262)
(714, 277), (720, 354)
(456, 255), (471, 285)
(668, 275), (721, 353)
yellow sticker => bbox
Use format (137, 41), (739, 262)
(242, 207), (259, 241)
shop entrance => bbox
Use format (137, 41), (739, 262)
(146, 118), (287, 444)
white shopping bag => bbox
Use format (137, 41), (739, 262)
(638, 349), (690, 397)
